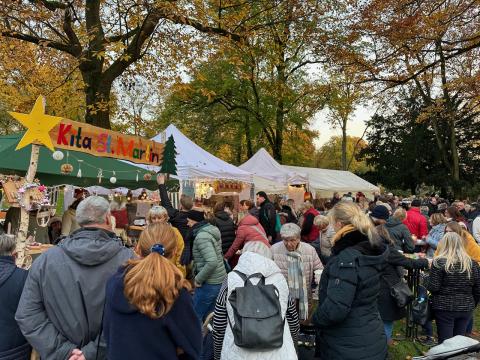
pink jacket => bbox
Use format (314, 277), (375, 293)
(403, 207), (428, 238)
(224, 214), (270, 259)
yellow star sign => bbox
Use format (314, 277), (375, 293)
(9, 95), (63, 151)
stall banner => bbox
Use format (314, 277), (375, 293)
(9, 96), (164, 166)
(50, 119), (164, 165)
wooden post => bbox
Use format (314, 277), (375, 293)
(16, 144), (40, 268)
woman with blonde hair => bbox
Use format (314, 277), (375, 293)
(103, 223), (201, 359)
(312, 201), (388, 359)
(427, 232), (480, 343)
(436, 221), (480, 262)
(146, 205), (186, 276)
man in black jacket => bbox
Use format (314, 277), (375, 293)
(0, 234), (30, 360)
(157, 174), (194, 265)
(256, 191), (277, 242)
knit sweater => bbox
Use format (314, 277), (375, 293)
(426, 259), (480, 312)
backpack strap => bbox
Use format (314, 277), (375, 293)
(233, 270), (265, 285)
(250, 225), (269, 242)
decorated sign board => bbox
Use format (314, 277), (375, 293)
(9, 96), (165, 166)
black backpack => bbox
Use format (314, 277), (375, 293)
(228, 270), (284, 350)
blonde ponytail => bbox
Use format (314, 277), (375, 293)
(330, 202), (379, 245)
(124, 223), (191, 318)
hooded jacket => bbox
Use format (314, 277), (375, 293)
(426, 223), (446, 258)
(0, 256), (30, 360)
(385, 217), (415, 253)
(312, 230), (388, 360)
(301, 207), (320, 242)
(224, 214), (270, 260)
(216, 252), (297, 360)
(213, 211), (237, 255)
(15, 227), (133, 360)
(192, 222), (227, 285)
(103, 268), (202, 360)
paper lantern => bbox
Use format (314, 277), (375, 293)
(52, 150), (64, 161)
(143, 173), (152, 181)
(61, 163), (73, 174)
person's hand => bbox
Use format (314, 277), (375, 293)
(417, 252), (426, 258)
(68, 349), (85, 360)
(195, 281), (202, 288)
(427, 258), (433, 268)
(156, 173), (165, 185)
(267, 235), (272, 243)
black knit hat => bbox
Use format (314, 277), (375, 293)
(256, 191), (268, 200)
(411, 199), (422, 207)
(187, 209), (205, 222)
(370, 205), (390, 220)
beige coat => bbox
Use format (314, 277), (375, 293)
(61, 208), (80, 236)
(271, 241), (323, 302)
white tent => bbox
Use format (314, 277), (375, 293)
(239, 148), (308, 185)
(283, 165), (379, 195)
(253, 175), (288, 194)
(131, 124), (252, 183)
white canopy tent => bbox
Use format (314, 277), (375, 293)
(129, 124), (252, 183)
(283, 165), (379, 196)
(239, 148), (308, 185)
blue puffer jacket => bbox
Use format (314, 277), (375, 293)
(0, 256), (30, 360)
(426, 223), (446, 258)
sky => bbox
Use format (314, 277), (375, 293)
(311, 105), (375, 148)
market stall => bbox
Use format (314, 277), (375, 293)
(128, 124), (254, 208)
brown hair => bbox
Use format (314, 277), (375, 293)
(240, 199), (254, 210)
(446, 206), (463, 221)
(124, 223), (190, 318)
(213, 201), (225, 213)
(180, 195), (193, 210)
(393, 208), (407, 221)
(430, 213), (447, 226)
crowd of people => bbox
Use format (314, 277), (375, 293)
(2, 176), (480, 359)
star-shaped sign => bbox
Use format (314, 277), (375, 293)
(9, 95), (63, 151)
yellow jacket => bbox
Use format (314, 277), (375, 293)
(171, 226), (186, 277)
(435, 231), (480, 263)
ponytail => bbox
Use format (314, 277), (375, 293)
(123, 223), (191, 319)
(330, 202), (379, 246)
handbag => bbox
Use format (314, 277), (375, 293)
(383, 274), (414, 308)
(411, 285), (433, 326)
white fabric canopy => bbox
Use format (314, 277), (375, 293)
(283, 165), (379, 194)
(239, 148), (308, 185)
(253, 175), (288, 194)
(128, 124), (252, 183)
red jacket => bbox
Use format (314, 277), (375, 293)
(301, 207), (320, 242)
(403, 208), (428, 238)
(224, 214), (270, 259)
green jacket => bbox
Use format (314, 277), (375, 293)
(192, 223), (226, 285)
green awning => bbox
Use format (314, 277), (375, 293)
(0, 133), (159, 189)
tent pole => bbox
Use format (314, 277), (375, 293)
(16, 143), (40, 268)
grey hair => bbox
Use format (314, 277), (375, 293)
(0, 234), (16, 256)
(146, 205), (168, 223)
(76, 196), (110, 226)
(242, 241), (273, 259)
(280, 223), (301, 239)
(314, 215), (329, 227)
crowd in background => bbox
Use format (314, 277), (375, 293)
(2, 176), (480, 360)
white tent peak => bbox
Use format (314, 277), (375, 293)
(148, 124), (252, 182)
(239, 148), (308, 185)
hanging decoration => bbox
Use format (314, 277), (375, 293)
(110, 171), (117, 184)
(213, 180), (243, 193)
(97, 169), (103, 183)
(2, 178), (52, 211)
(52, 150), (64, 161)
(61, 163), (73, 174)
(143, 173), (152, 181)
(77, 160), (83, 178)
(136, 171), (139, 182)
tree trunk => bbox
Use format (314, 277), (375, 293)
(448, 117), (461, 196)
(341, 117), (347, 170)
(274, 58), (286, 162)
(16, 144), (40, 268)
(81, 68), (112, 129)
(244, 116), (253, 158)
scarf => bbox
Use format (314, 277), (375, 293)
(287, 250), (308, 320)
(332, 224), (356, 245)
